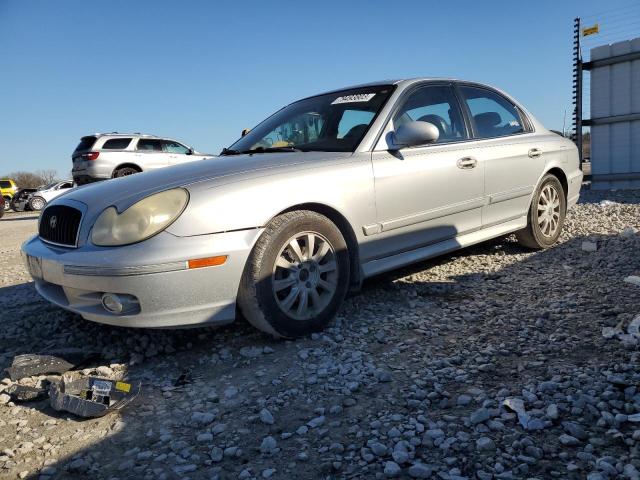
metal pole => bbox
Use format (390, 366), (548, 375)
(573, 17), (583, 167)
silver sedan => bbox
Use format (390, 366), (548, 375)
(22, 78), (582, 338)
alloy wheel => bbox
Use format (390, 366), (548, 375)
(537, 184), (561, 237)
(272, 231), (338, 321)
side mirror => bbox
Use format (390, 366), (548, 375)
(241, 128), (251, 137)
(186, 148), (193, 155)
(390, 121), (439, 150)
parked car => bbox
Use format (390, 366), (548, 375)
(10, 187), (38, 212)
(0, 178), (18, 212)
(71, 133), (213, 185)
(22, 78), (582, 338)
(27, 181), (74, 211)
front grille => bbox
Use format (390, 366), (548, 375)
(39, 205), (82, 247)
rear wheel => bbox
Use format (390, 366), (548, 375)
(114, 167), (139, 178)
(28, 196), (46, 211)
(238, 210), (350, 338)
(516, 174), (566, 249)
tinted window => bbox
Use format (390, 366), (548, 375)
(459, 86), (524, 138)
(136, 139), (163, 151)
(162, 140), (189, 154)
(0, 181), (11, 189)
(74, 136), (97, 152)
(393, 85), (467, 143)
(102, 138), (132, 150)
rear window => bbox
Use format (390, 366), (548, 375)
(102, 138), (132, 150)
(74, 136), (97, 152)
(0, 180), (12, 189)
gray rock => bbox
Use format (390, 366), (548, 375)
(470, 408), (491, 424)
(260, 408), (275, 425)
(559, 434), (580, 446)
(384, 461), (402, 478)
(210, 447), (224, 462)
(476, 436), (496, 452)
(408, 463), (432, 478)
(260, 436), (277, 454)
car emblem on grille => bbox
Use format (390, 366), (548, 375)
(49, 215), (57, 229)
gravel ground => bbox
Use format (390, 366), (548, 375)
(1, 188), (640, 480)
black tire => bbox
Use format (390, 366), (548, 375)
(2, 197), (10, 212)
(0, 204), (4, 219)
(28, 196), (46, 211)
(516, 174), (566, 249)
(238, 210), (350, 339)
(114, 167), (139, 178)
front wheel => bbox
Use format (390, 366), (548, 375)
(238, 210), (350, 339)
(3, 197), (10, 212)
(29, 196), (46, 211)
(516, 174), (566, 249)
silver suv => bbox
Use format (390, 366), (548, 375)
(71, 133), (212, 185)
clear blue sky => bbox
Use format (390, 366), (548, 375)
(0, 0), (634, 175)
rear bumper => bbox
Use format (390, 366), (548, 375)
(72, 161), (113, 181)
(21, 229), (262, 328)
(567, 169), (584, 208)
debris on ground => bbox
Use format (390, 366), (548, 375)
(6, 349), (99, 380)
(49, 376), (140, 418)
(3, 383), (49, 403)
(602, 315), (640, 345)
(624, 275), (640, 286)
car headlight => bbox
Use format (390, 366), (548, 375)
(91, 188), (189, 246)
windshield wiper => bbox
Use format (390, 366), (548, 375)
(220, 146), (305, 156)
(219, 147), (241, 156)
(241, 146), (304, 154)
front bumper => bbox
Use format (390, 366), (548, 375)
(21, 229), (262, 328)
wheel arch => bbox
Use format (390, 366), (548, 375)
(112, 163), (143, 177)
(545, 167), (568, 199)
(272, 202), (362, 290)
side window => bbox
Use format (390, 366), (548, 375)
(337, 110), (375, 139)
(136, 139), (163, 152)
(102, 138), (132, 150)
(60, 182), (73, 189)
(392, 85), (467, 143)
(162, 141), (190, 154)
(459, 86), (525, 138)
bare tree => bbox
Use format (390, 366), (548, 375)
(35, 169), (58, 184)
(3, 170), (59, 188)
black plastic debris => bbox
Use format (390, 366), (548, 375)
(6, 349), (99, 380)
(49, 376), (140, 418)
(174, 369), (192, 387)
(4, 384), (49, 402)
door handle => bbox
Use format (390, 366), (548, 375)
(528, 148), (542, 158)
(457, 157), (477, 169)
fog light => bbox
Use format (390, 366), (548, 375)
(101, 293), (124, 314)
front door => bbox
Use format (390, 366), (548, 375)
(370, 84), (484, 258)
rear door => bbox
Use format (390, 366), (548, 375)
(456, 84), (545, 227)
(134, 139), (169, 170)
(370, 83), (485, 258)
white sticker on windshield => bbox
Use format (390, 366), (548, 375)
(331, 93), (376, 105)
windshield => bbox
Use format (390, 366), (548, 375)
(225, 86), (394, 154)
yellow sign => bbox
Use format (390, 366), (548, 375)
(115, 381), (131, 393)
(583, 24), (599, 37)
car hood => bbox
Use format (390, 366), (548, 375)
(57, 151), (352, 214)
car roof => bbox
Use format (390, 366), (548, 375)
(303, 77), (492, 100)
(87, 133), (162, 139)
